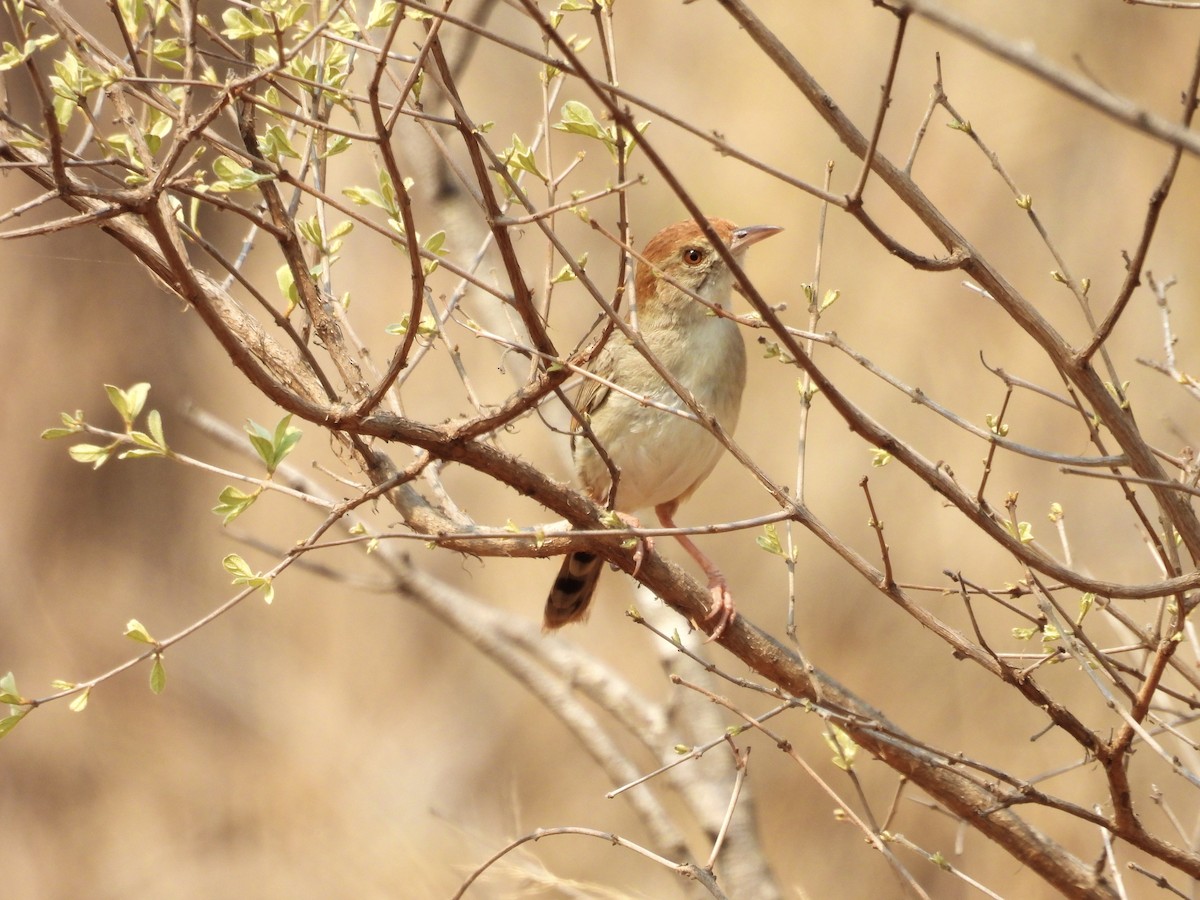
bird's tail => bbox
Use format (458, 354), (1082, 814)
(544, 550), (603, 629)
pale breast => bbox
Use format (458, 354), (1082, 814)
(575, 315), (747, 512)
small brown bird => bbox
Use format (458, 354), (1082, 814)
(545, 216), (781, 639)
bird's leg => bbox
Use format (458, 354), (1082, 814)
(655, 503), (736, 640)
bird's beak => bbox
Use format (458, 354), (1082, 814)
(729, 224), (783, 254)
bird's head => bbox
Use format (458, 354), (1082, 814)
(635, 216), (782, 312)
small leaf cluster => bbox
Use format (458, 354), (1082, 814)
(224, 554), (276, 605)
(553, 100), (648, 164)
(344, 170), (448, 274)
(500, 133), (547, 184)
(208, 155), (277, 194)
(385, 314), (439, 339)
(0, 33), (58, 75)
(823, 724), (859, 772)
(213, 416), (303, 525)
(220, 2), (311, 42)
(0, 672), (29, 738)
(756, 523), (797, 562)
(43, 382), (169, 469)
(49, 52), (116, 126)
(125, 620), (167, 694)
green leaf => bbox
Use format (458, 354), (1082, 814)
(49, 52), (107, 126)
(52, 95), (75, 126)
(385, 314), (438, 337)
(0, 672), (25, 706)
(44, 410), (85, 439)
(68, 688), (90, 712)
(343, 185), (388, 209)
(366, 0), (398, 28)
(210, 155), (275, 192)
(421, 230), (448, 275)
(244, 415), (302, 474)
(823, 724), (858, 771)
(223, 554), (275, 603)
(213, 485), (260, 525)
(147, 409), (168, 450)
(551, 252), (586, 284)
(1002, 520), (1034, 544)
(0, 710), (27, 739)
(275, 264), (299, 314)
(245, 419), (275, 470)
(1077, 592), (1095, 625)
(0, 34), (60, 72)
(501, 133), (547, 183)
(260, 124), (301, 162)
(124, 619), (156, 644)
(869, 448), (891, 468)
(224, 553), (253, 578)
(221, 7), (272, 39)
(142, 108), (173, 155)
(123, 412), (169, 457)
(149, 655), (166, 694)
(68, 443), (113, 469)
(423, 230), (447, 255)
(755, 523), (788, 558)
(554, 100), (607, 141)
(297, 216), (324, 247)
(151, 37), (184, 71)
(380, 168), (401, 210)
(29, 34), (61, 53)
(321, 133), (352, 158)
(275, 1), (312, 29)
(105, 382), (150, 425)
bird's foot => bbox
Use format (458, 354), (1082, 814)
(703, 576), (736, 642)
(613, 511), (652, 575)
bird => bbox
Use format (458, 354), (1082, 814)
(544, 216), (781, 639)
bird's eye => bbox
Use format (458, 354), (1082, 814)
(682, 246), (705, 265)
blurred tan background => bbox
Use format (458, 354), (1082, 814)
(4, 1), (1200, 897)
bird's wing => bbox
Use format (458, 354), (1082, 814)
(569, 342), (617, 441)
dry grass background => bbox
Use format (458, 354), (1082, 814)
(3, 1), (1200, 897)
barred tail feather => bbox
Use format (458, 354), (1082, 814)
(544, 551), (603, 629)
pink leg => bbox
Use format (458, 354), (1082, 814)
(656, 503), (736, 640)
